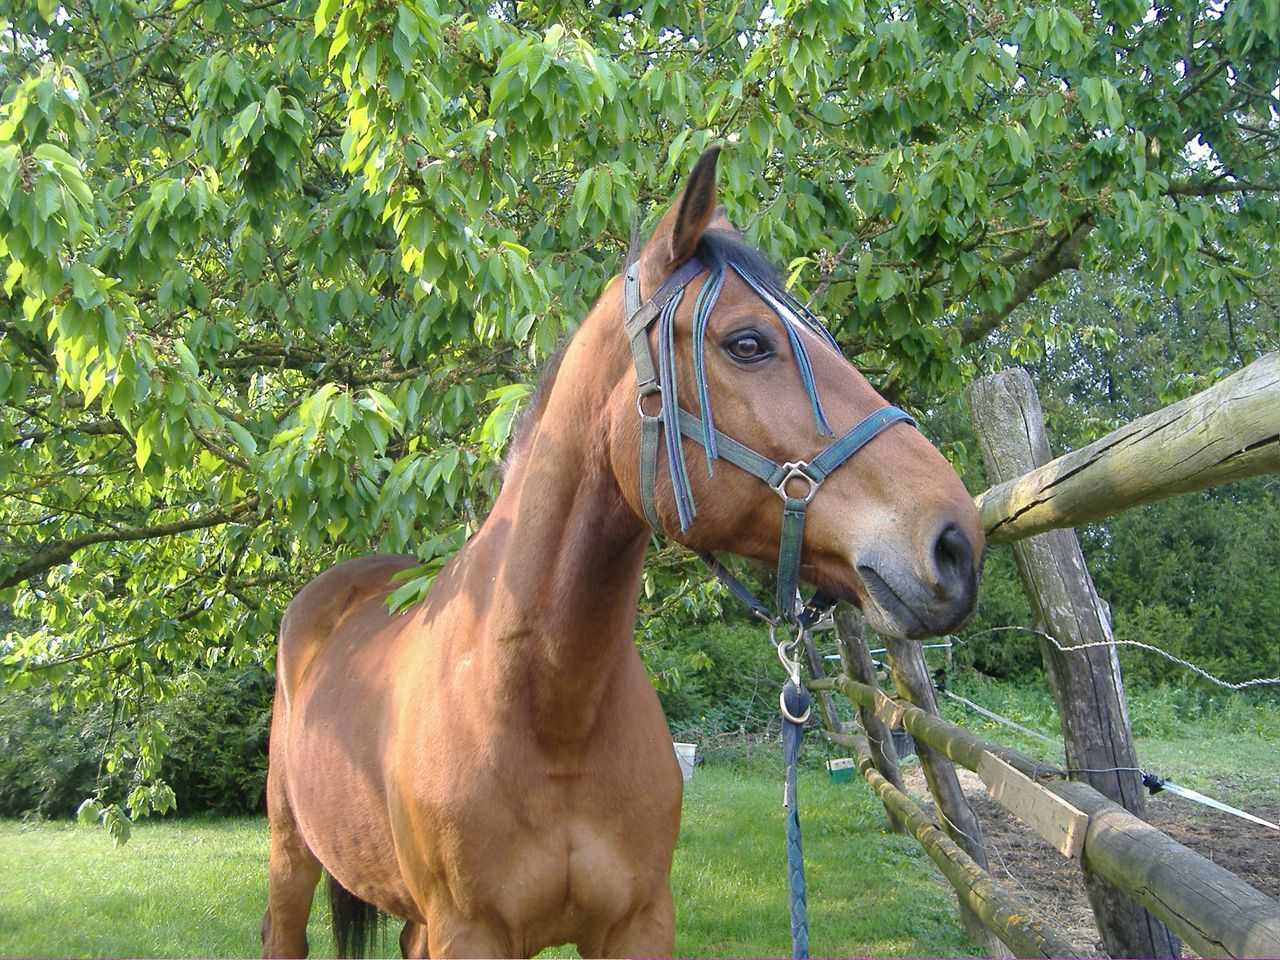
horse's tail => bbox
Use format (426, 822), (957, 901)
(327, 873), (384, 958)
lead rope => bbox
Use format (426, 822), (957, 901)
(776, 623), (813, 959)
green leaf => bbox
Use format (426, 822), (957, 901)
(33, 143), (79, 170)
(237, 102), (261, 140)
(265, 87), (282, 125)
(134, 430), (153, 469)
(315, 0), (340, 34)
(77, 797), (103, 825)
(1101, 79), (1124, 131)
(226, 419), (258, 456)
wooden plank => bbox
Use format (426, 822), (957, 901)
(978, 753), (1087, 859)
(842, 731), (1087, 959)
(873, 688), (905, 729)
(974, 352), (1280, 544)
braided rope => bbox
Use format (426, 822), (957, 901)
(781, 680), (811, 958)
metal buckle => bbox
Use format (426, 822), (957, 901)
(636, 385), (662, 420)
(772, 461), (818, 503)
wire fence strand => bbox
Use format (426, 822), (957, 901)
(961, 625), (1280, 690)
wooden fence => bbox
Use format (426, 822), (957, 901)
(806, 352), (1280, 959)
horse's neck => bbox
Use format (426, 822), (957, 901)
(481, 329), (650, 743)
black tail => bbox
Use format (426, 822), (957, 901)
(327, 873), (385, 958)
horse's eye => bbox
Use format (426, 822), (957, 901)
(724, 332), (773, 364)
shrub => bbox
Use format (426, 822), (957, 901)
(0, 664), (273, 819)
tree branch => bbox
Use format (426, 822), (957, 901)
(1166, 179), (1280, 197)
(0, 320), (57, 374)
(957, 215), (1095, 346)
(1, 496), (260, 591)
(18, 417), (128, 445)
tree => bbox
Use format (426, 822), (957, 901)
(2, 0), (1277, 828)
(940, 268), (1279, 684)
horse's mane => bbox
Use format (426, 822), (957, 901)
(501, 340), (568, 476)
(694, 228), (783, 288)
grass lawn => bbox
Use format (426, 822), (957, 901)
(0, 763), (979, 959)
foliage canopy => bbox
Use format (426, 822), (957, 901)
(1, 0), (1278, 829)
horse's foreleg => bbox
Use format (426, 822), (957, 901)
(587, 887), (676, 959)
(399, 920), (430, 958)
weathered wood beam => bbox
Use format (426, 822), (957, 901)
(816, 672), (1280, 960)
(969, 367), (1180, 958)
(877, 629), (1007, 954)
(1052, 779), (1280, 960)
(831, 604), (907, 833)
(838, 730), (1087, 959)
(974, 351), (1280, 544)
(811, 674), (1043, 777)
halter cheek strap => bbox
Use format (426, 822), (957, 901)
(623, 256), (915, 623)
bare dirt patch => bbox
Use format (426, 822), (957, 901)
(899, 766), (1280, 957)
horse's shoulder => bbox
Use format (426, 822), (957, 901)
(277, 554), (418, 692)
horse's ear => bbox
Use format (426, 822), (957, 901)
(644, 146), (722, 275)
(669, 145), (721, 264)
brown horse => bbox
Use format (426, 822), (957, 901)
(261, 148), (983, 959)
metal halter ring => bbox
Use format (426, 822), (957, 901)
(636, 385), (663, 420)
(772, 461), (819, 503)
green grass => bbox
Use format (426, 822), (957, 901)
(0, 764), (979, 959)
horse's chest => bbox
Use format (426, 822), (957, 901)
(396, 740), (678, 940)
(434, 775), (647, 920)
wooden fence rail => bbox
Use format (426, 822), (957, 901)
(828, 728), (1085, 959)
(975, 351), (1280, 544)
(809, 673), (1280, 960)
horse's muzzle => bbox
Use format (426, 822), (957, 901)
(855, 523), (981, 639)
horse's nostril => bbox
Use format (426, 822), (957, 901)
(932, 523), (972, 595)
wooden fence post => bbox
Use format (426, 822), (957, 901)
(967, 368), (1181, 959)
(877, 626), (1009, 955)
(831, 604), (908, 834)
(801, 628), (844, 737)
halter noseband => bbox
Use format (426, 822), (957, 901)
(622, 254), (914, 624)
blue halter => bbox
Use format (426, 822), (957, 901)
(622, 254), (915, 624)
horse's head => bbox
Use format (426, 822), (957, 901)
(596, 147), (982, 639)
